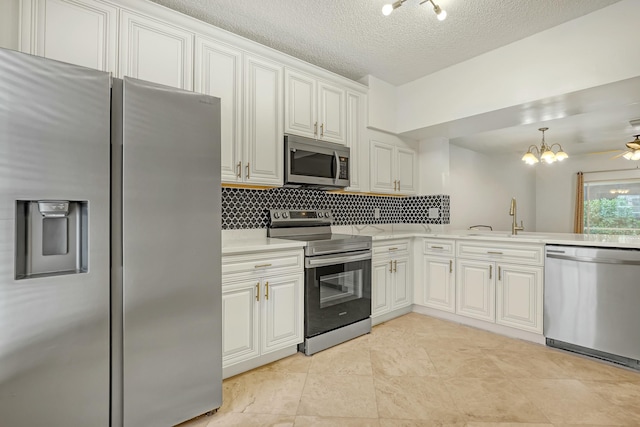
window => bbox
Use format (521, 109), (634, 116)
(583, 173), (640, 235)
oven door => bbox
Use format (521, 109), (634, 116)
(304, 250), (371, 337)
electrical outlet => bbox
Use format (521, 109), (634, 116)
(374, 208), (381, 219)
(428, 208), (440, 219)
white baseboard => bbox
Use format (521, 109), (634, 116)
(222, 345), (298, 379)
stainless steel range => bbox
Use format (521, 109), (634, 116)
(268, 210), (372, 355)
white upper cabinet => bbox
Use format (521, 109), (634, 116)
(370, 140), (417, 195)
(317, 81), (346, 144)
(21, 0), (118, 73)
(284, 69), (316, 138)
(194, 37), (242, 183)
(345, 91), (364, 192)
(243, 54), (283, 185)
(284, 69), (346, 144)
(119, 11), (194, 90)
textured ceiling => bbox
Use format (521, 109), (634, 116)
(149, 0), (620, 85)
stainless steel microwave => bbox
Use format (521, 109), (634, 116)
(284, 134), (350, 189)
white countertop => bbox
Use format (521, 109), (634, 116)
(221, 226), (640, 254)
(222, 229), (306, 255)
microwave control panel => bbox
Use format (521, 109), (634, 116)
(339, 157), (349, 180)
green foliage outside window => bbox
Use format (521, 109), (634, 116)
(584, 197), (640, 235)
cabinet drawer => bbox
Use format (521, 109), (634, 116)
(456, 241), (543, 266)
(222, 249), (303, 278)
(373, 240), (410, 258)
(423, 238), (455, 256)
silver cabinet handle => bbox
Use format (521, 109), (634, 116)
(431, 245), (444, 249)
(487, 251), (503, 255)
(314, 121), (318, 136)
(393, 180), (397, 191)
(254, 263), (272, 268)
(265, 281), (269, 300)
(388, 247), (398, 251)
(255, 282), (260, 302)
(489, 264), (493, 279)
(397, 180), (400, 190)
(393, 260), (397, 273)
(246, 163), (250, 180)
(498, 266), (502, 281)
(449, 260), (453, 273)
(236, 161), (242, 178)
(320, 123), (324, 137)
(389, 260), (393, 272)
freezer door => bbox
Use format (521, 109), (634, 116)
(0, 49), (111, 426)
(119, 77), (222, 427)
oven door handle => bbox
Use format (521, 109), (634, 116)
(305, 250), (371, 268)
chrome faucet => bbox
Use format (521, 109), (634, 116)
(509, 197), (525, 235)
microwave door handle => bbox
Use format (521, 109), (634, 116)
(333, 151), (340, 183)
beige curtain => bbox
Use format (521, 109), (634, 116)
(573, 172), (584, 233)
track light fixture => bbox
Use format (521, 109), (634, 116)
(521, 127), (569, 165)
(382, 0), (447, 20)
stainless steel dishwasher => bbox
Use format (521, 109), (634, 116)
(545, 245), (640, 369)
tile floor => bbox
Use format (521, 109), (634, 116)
(181, 312), (640, 427)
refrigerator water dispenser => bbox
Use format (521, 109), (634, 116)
(15, 200), (88, 279)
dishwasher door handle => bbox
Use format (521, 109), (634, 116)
(547, 253), (640, 266)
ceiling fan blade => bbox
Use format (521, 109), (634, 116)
(626, 142), (640, 150)
(611, 151), (629, 160)
(587, 149), (623, 155)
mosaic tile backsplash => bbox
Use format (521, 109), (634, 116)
(221, 187), (450, 230)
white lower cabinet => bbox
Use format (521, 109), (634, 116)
(456, 259), (495, 322)
(372, 240), (412, 324)
(222, 249), (303, 377)
(495, 263), (543, 333)
(423, 255), (455, 312)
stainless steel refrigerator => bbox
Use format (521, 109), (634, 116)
(0, 48), (222, 427)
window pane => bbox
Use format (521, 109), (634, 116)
(583, 179), (640, 235)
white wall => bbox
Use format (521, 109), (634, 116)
(418, 137), (450, 195)
(396, 0), (640, 134)
(535, 155), (640, 233)
(0, 0), (20, 50)
(448, 145), (536, 232)
(360, 74), (398, 133)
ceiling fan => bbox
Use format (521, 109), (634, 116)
(611, 134), (640, 160)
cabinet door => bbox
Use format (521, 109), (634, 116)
(370, 140), (395, 193)
(423, 256), (455, 313)
(120, 10), (194, 89)
(396, 147), (417, 195)
(318, 81), (346, 144)
(456, 259), (495, 322)
(496, 264), (543, 333)
(243, 54), (283, 185)
(392, 257), (411, 309)
(284, 69), (316, 139)
(261, 274), (303, 355)
(372, 259), (391, 317)
(222, 280), (260, 366)
(345, 91), (363, 191)
(24, 0), (117, 73)
(195, 37), (242, 183)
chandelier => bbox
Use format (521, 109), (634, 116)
(382, 0), (447, 20)
(521, 127), (569, 165)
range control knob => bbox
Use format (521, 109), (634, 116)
(282, 212), (289, 218)
(273, 212), (280, 219)
(324, 212), (330, 218)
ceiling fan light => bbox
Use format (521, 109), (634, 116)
(631, 150), (640, 161)
(623, 151), (634, 160)
(382, 3), (394, 15)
